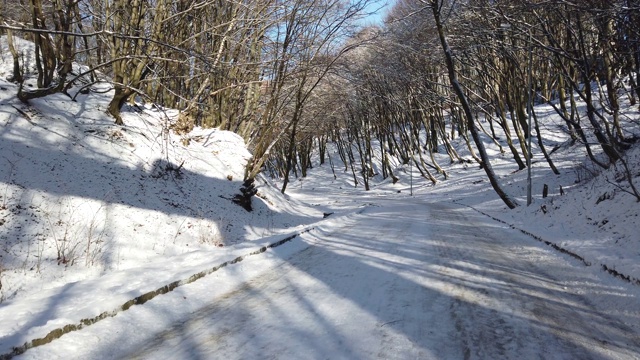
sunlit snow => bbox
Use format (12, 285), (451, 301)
(1, 35), (639, 359)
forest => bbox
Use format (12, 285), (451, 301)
(1, 0), (639, 206)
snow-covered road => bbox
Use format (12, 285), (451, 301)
(17, 201), (640, 359)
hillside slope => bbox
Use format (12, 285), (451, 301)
(0, 36), (322, 305)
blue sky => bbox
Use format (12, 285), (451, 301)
(362, 0), (393, 25)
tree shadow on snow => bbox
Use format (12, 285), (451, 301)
(94, 203), (640, 359)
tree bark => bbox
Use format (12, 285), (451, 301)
(107, 86), (134, 126)
(430, 0), (518, 209)
(6, 30), (23, 83)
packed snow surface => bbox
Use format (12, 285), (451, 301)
(15, 200), (640, 359)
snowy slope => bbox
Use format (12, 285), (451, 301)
(0, 36), (325, 354)
(0, 35), (639, 357)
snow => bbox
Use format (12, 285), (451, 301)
(1, 35), (639, 358)
(11, 201), (640, 359)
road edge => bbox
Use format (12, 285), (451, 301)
(453, 201), (640, 287)
(0, 228), (313, 360)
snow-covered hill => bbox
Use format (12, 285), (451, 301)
(0, 36), (322, 302)
(0, 35), (639, 357)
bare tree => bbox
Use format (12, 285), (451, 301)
(239, 0), (373, 199)
(425, 0), (518, 208)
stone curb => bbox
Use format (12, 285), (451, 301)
(0, 228), (313, 360)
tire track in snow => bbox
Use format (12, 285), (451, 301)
(15, 201), (640, 359)
(427, 202), (639, 360)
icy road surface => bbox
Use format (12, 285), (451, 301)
(18, 201), (640, 359)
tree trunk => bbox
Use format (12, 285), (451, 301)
(108, 86), (134, 126)
(6, 30), (23, 83)
(280, 120), (299, 194)
(431, 0), (518, 209)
